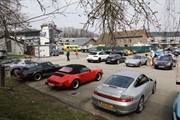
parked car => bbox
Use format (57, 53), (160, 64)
(6, 59), (36, 76)
(154, 55), (175, 70)
(50, 49), (59, 56)
(123, 49), (134, 55)
(0, 57), (20, 65)
(115, 50), (128, 56)
(17, 61), (62, 81)
(45, 64), (103, 89)
(154, 49), (165, 58)
(173, 48), (180, 56)
(87, 51), (109, 63)
(105, 54), (126, 64)
(92, 70), (156, 115)
(125, 55), (147, 67)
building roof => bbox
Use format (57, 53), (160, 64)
(69, 38), (96, 46)
(148, 31), (180, 37)
(95, 29), (147, 45)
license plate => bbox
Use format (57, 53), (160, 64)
(107, 61), (110, 62)
(159, 66), (164, 68)
(101, 102), (113, 108)
(48, 83), (54, 87)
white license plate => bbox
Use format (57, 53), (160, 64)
(48, 83), (54, 87)
(159, 66), (164, 68)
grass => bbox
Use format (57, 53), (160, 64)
(0, 77), (106, 120)
(7, 54), (24, 58)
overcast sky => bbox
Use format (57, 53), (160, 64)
(21, 0), (180, 33)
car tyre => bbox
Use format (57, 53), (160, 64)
(34, 73), (42, 81)
(71, 79), (80, 90)
(170, 65), (173, 70)
(136, 96), (144, 113)
(117, 60), (120, 64)
(98, 58), (101, 63)
(138, 62), (141, 67)
(12, 68), (20, 76)
(96, 72), (102, 81)
(152, 82), (156, 94)
(87, 60), (91, 62)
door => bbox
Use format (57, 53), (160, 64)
(79, 67), (94, 83)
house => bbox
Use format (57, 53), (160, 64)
(95, 29), (148, 47)
(148, 31), (180, 48)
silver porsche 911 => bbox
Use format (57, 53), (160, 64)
(92, 70), (156, 115)
(125, 55), (147, 67)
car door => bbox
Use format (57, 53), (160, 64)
(41, 62), (56, 76)
(101, 51), (108, 60)
(134, 74), (152, 100)
(79, 67), (94, 83)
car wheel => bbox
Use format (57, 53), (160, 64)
(136, 96), (144, 113)
(87, 60), (91, 62)
(145, 60), (147, 65)
(138, 62), (141, 67)
(170, 65), (173, 70)
(117, 60), (120, 64)
(126, 64), (129, 67)
(96, 72), (102, 81)
(152, 82), (156, 94)
(12, 68), (20, 76)
(33, 73), (42, 81)
(71, 79), (80, 90)
(98, 58), (101, 63)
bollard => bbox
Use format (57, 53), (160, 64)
(0, 65), (5, 87)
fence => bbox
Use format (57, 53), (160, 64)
(97, 45), (158, 53)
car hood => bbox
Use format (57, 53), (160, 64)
(156, 60), (171, 64)
(126, 59), (140, 63)
(96, 84), (125, 97)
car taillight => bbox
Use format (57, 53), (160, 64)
(93, 90), (134, 102)
(118, 95), (134, 102)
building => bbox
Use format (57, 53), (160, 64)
(148, 32), (180, 48)
(95, 29), (148, 46)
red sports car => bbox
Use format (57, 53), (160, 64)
(45, 64), (103, 89)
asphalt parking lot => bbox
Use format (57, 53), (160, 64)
(27, 52), (180, 120)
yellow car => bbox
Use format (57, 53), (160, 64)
(124, 49), (134, 55)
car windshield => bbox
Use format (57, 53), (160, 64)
(59, 67), (73, 73)
(104, 75), (134, 88)
(132, 55), (141, 59)
(158, 56), (172, 61)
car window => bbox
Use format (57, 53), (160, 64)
(89, 52), (97, 55)
(99, 52), (103, 55)
(43, 62), (54, 68)
(25, 60), (34, 64)
(135, 74), (149, 87)
(132, 55), (141, 59)
(80, 67), (90, 73)
(104, 75), (134, 88)
(37, 64), (44, 69)
(59, 67), (73, 73)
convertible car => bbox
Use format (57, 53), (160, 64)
(45, 64), (103, 89)
(92, 70), (156, 115)
(17, 61), (62, 81)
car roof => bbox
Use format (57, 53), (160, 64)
(62, 64), (87, 74)
(113, 70), (142, 78)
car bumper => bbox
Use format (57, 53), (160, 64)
(125, 62), (139, 67)
(154, 65), (171, 69)
(92, 94), (138, 114)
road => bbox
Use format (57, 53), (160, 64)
(27, 52), (180, 120)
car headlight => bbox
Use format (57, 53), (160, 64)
(166, 63), (171, 66)
(155, 62), (158, 65)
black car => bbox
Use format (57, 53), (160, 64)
(0, 57), (20, 65)
(17, 61), (62, 81)
(154, 55), (175, 70)
(105, 54), (126, 64)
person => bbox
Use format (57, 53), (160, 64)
(146, 54), (152, 66)
(75, 50), (78, 59)
(150, 50), (155, 66)
(66, 49), (70, 61)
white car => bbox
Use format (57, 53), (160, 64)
(87, 51), (109, 63)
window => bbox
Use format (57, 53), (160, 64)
(80, 67), (90, 73)
(135, 74), (149, 87)
(99, 52), (103, 55)
(104, 75), (134, 88)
